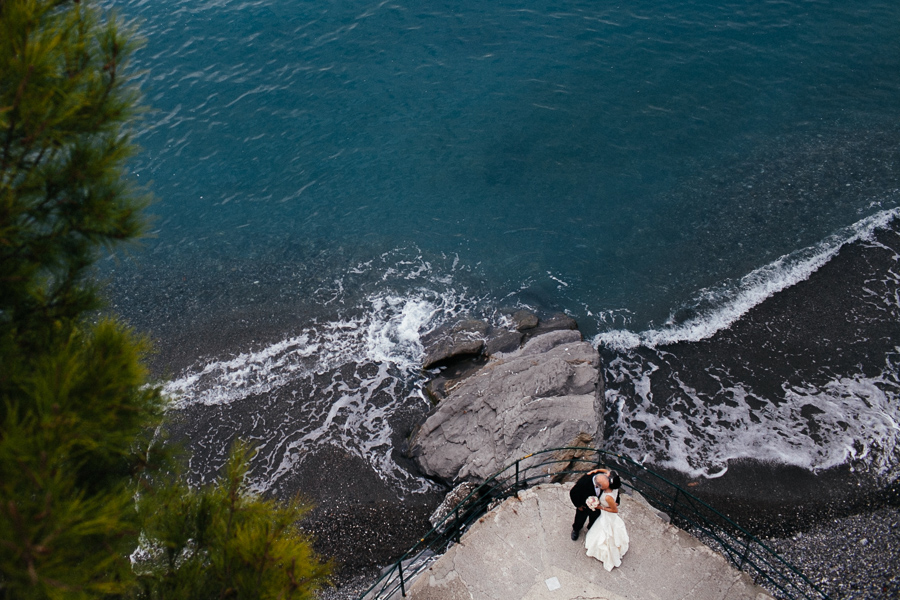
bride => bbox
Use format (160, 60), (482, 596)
(584, 469), (629, 571)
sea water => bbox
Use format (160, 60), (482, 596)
(105, 0), (900, 493)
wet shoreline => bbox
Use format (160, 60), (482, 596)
(155, 335), (899, 599)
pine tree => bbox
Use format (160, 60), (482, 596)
(135, 443), (333, 600)
(1, 1), (165, 596)
(0, 0), (146, 340)
(0, 2), (331, 598)
(0, 320), (164, 598)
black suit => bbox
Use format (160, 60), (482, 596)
(569, 473), (602, 532)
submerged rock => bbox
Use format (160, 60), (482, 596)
(526, 312), (578, 338)
(422, 311), (583, 373)
(483, 330), (523, 356)
(410, 329), (604, 482)
(421, 319), (489, 369)
(511, 309), (539, 331)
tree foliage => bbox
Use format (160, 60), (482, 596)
(0, 2), (331, 598)
(0, 1), (164, 596)
(0, 320), (163, 599)
(135, 444), (333, 600)
(0, 0), (146, 341)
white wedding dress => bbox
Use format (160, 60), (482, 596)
(584, 492), (629, 571)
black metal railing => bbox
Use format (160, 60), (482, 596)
(357, 447), (829, 600)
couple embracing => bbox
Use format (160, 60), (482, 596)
(569, 468), (630, 571)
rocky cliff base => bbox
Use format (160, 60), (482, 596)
(409, 311), (605, 484)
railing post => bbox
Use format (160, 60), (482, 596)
(739, 537), (751, 570)
(670, 488), (680, 515)
(515, 460), (520, 488)
(399, 562), (406, 597)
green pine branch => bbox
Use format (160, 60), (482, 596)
(135, 443), (333, 600)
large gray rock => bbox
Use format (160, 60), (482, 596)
(410, 331), (604, 482)
(517, 328), (581, 355)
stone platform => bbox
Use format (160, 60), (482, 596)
(401, 482), (774, 600)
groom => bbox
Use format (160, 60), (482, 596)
(569, 469), (605, 541)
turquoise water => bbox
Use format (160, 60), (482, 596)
(120, 0), (900, 333)
(109, 0), (900, 489)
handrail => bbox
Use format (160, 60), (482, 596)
(357, 447), (830, 600)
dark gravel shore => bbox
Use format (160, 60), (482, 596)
(764, 506), (900, 600)
(285, 445), (443, 600)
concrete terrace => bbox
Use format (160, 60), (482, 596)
(398, 482), (774, 600)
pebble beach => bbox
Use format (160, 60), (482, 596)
(766, 506), (900, 600)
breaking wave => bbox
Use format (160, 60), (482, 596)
(595, 205), (900, 351)
(599, 209), (900, 480)
(161, 252), (487, 494)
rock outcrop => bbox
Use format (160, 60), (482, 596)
(421, 320), (489, 370)
(427, 482), (480, 530)
(410, 325), (604, 483)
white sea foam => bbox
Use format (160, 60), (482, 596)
(600, 208), (900, 480)
(606, 350), (900, 480)
(162, 254), (483, 494)
(594, 207), (900, 351)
